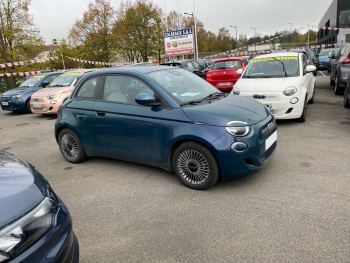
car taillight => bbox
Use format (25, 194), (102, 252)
(341, 55), (350, 64)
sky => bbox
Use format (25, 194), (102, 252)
(30, 0), (334, 43)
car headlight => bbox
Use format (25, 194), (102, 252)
(283, 87), (297, 96)
(0, 197), (58, 262)
(11, 94), (21, 102)
(47, 94), (57, 100)
(225, 121), (251, 137)
(232, 87), (240, 95)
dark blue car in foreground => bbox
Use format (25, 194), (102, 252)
(0, 151), (78, 262)
(0, 72), (61, 113)
(55, 66), (277, 190)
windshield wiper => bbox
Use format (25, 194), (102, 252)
(181, 92), (227, 106)
(271, 57), (288, 77)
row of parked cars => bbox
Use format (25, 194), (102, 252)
(0, 49), (324, 262)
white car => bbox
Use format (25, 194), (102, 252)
(233, 52), (316, 122)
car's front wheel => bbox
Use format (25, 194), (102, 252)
(58, 129), (86, 163)
(297, 96), (307, 123)
(173, 142), (219, 190)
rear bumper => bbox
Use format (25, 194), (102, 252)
(10, 199), (79, 263)
(207, 79), (239, 92)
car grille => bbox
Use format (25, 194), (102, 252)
(271, 108), (285, 117)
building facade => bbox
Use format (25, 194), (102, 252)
(318, 0), (350, 46)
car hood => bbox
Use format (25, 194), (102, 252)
(2, 86), (37, 97)
(31, 86), (73, 98)
(183, 95), (268, 126)
(0, 151), (46, 227)
(235, 77), (300, 92)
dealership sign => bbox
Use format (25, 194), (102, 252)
(164, 28), (194, 57)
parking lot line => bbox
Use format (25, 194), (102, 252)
(319, 71), (326, 77)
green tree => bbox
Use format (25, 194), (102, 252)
(69, 0), (115, 62)
(0, 0), (43, 88)
(113, 1), (163, 62)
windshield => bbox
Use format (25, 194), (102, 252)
(243, 56), (299, 78)
(49, 73), (79, 87)
(319, 49), (333, 56)
(213, 60), (241, 70)
(19, 75), (44, 87)
(148, 68), (220, 104)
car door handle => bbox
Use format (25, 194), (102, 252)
(96, 112), (106, 117)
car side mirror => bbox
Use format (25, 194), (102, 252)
(236, 69), (244, 75)
(305, 65), (317, 74)
(135, 92), (161, 107)
(41, 80), (50, 87)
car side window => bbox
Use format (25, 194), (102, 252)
(45, 75), (58, 84)
(103, 75), (154, 105)
(186, 62), (194, 70)
(76, 77), (98, 99)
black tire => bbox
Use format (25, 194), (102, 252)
(297, 96), (307, 123)
(330, 78), (335, 86)
(313, 70), (317, 77)
(334, 76), (344, 95)
(308, 88), (314, 104)
(172, 142), (219, 190)
(58, 129), (86, 163)
(344, 88), (350, 108)
(26, 100), (32, 113)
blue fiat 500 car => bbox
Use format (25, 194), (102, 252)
(0, 72), (62, 113)
(0, 151), (79, 262)
(55, 66), (277, 190)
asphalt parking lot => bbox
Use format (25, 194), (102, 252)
(1, 74), (349, 263)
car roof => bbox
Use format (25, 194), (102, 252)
(82, 65), (173, 78)
(214, 57), (245, 62)
(252, 52), (300, 59)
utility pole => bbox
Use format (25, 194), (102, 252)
(53, 39), (66, 70)
(230, 25), (238, 50)
(192, 0), (199, 59)
(184, 12), (198, 60)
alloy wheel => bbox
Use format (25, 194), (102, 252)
(60, 133), (80, 161)
(177, 149), (210, 185)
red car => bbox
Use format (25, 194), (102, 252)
(206, 57), (248, 92)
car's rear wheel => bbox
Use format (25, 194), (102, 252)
(334, 76), (344, 95)
(58, 129), (86, 163)
(172, 142), (219, 190)
(344, 88), (350, 108)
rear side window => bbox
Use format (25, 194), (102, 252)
(76, 77), (98, 99)
(213, 60), (242, 69)
(103, 75), (154, 105)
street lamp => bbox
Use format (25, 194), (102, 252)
(52, 38), (65, 70)
(230, 25), (238, 50)
(184, 11), (199, 60)
(251, 27), (257, 52)
(307, 24), (315, 47)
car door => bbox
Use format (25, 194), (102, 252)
(70, 76), (100, 155)
(92, 74), (170, 165)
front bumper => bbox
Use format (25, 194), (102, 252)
(30, 97), (62, 114)
(10, 199), (79, 263)
(213, 115), (277, 181)
(239, 91), (305, 120)
(0, 96), (27, 112)
(318, 61), (330, 70)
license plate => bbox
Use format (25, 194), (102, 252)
(265, 131), (277, 150)
(217, 82), (232, 86)
(31, 103), (42, 109)
(1, 102), (9, 106)
(265, 104), (273, 110)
